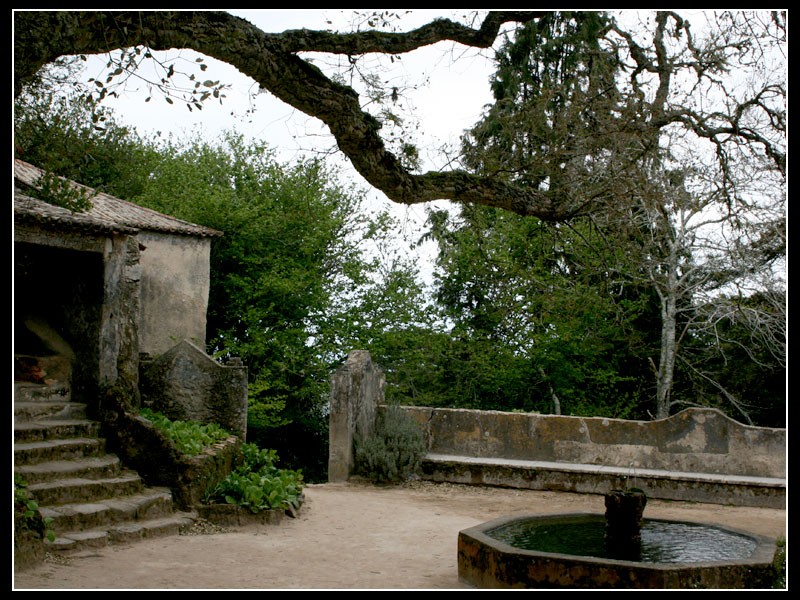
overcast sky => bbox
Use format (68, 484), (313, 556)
(85, 10), (499, 180)
(74, 9), (508, 279)
(67, 10), (778, 286)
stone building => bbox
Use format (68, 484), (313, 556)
(13, 159), (245, 435)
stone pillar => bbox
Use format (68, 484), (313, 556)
(328, 350), (385, 482)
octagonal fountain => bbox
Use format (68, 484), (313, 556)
(458, 490), (778, 589)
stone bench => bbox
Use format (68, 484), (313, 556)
(420, 453), (785, 509)
(401, 407), (786, 509)
(326, 351), (785, 509)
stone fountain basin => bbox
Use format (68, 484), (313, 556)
(458, 512), (778, 589)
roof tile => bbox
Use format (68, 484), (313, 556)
(14, 159), (223, 238)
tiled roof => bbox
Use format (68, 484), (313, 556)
(14, 190), (139, 235)
(14, 159), (223, 238)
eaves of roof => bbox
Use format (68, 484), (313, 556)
(13, 159), (223, 238)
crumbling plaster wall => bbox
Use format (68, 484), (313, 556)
(138, 230), (212, 357)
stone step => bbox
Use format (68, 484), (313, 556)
(14, 419), (101, 444)
(39, 487), (178, 535)
(15, 455), (124, 485)
(13, 367), (200, 562)
(45, 512), (198, 555)
(14, 437), (107, 466)
(26, 471), (145, 506)
(14, 400), (88, 421)
(14, 381), (71, 403)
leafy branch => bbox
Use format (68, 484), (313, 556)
(85, 47), (229, 114)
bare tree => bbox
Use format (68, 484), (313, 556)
(596, 11), (786, 419)
(606, 143), (783, 419)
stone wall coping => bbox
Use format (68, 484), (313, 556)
(423, 453), (787, 488)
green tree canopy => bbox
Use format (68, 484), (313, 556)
(14, 10), (785, 431)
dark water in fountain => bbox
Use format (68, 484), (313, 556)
(487, 516), (757, 563)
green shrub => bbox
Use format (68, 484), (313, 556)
(140, 409), (303, 514)
(140, 408), (230, 456)
(204, 443), (304, 513)
(354, 405), (427, 483)
(14, 474), (55, 542)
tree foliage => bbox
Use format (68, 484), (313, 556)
(14, 10), (785, 429)
(125, 132), (391, 480)
(453, 10), (785, 421)
(15, 81), (399, 478)
(420, 204), (657, 418)
(14, 56), (145, 194)
(463, 12), (620, 201)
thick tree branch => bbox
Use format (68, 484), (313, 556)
(276, 11), (544, 54)
(14, 10), (783, 220)
(15, 10), (563, 218)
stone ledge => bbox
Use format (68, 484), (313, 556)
(420, 454), (786, 509)
(195, 504), (288, 527)
(403, 406), (786, 481)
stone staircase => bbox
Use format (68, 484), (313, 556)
(14, 377), (197, 555)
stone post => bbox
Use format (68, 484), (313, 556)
(328, 350), (385, 482)
(604, 489), (648, 561)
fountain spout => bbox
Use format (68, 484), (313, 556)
(604, 488), (647, 560)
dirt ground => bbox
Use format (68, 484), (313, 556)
(12, 480), (787, 590)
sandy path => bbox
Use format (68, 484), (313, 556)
(13, 480), (787, 590)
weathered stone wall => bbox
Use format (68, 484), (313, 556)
(327, 351), (785, 505)
(328, 350), (385, 482)
(99, 234), (142, 405)
(140, 340), (249, 439)
(401, 406), (786, 479)
(98, 385), (243, 510)
(14, 233), (142, 411)
(138, 231), (211, 357)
